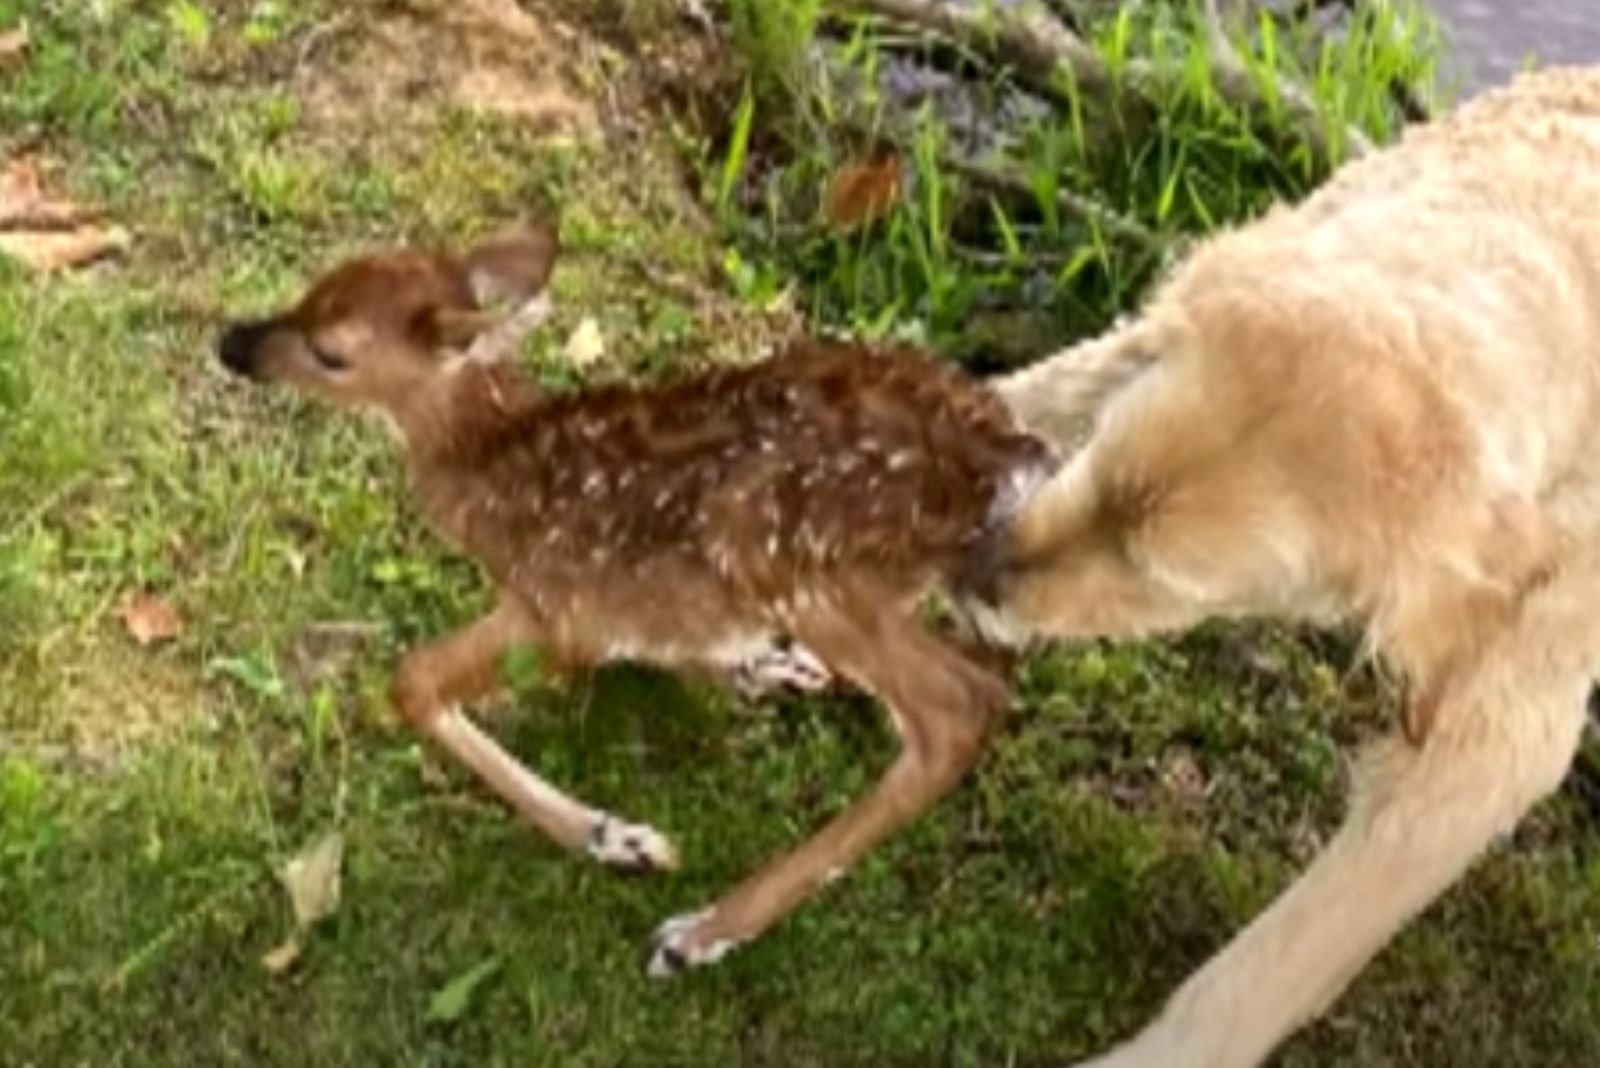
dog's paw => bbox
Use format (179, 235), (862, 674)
(587, 815), (678, 872)
(646, 908), (744, 978)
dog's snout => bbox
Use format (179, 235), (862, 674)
(218, 319), (275, 378)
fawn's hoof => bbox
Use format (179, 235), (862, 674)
(586, 815), (678, 872)
(732, 639), (832, 699)
(646, 908), (744, 977)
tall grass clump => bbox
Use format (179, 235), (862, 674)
(710, 0), (1443, 367)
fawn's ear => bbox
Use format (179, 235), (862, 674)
(460, 219), (560, 308)
(424, 307), (503, 350)
(414, 220), (560, 351)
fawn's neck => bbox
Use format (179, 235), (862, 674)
(389, 359), (543, 545)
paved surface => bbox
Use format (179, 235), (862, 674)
(1432, 0), (1600, 93)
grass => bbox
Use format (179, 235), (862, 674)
(1, 2), (1599, 1067)
(710, 0), (1446, 362)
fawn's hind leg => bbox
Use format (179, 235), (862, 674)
(648, 604), (1009, 975)
(391, 599), (677, 871)
(730, 635), (833, 699)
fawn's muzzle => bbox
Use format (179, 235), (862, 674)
(217, 319), (276, 379)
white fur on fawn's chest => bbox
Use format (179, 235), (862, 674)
(596, 631), (814, 671)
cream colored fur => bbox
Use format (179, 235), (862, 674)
(991, 66), (1600, 1068)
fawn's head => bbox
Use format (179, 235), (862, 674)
(217, 221), (558, 410)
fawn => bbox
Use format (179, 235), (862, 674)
(217, 220), (1053, 974)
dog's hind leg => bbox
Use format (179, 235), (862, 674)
(1074, 562), (1600, 1068)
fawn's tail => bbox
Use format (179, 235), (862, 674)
(991, 319), (1159, 449)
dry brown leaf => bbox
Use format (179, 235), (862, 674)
(0, 224), (128, 272)
(0, 156), (127, 272)
(280, 830), (344, 929)
(823, 154), (902, 232)
(120, 592), (184, 646)
(0, 24), (27, 69)
(0, 156), (100, 229)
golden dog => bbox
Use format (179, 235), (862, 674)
(984, 66), (1600, 1068)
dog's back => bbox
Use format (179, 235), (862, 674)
(1001, 66), (1600, 678)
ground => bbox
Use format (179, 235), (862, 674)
(2, 2), (1599, 1066)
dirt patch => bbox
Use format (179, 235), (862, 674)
(5, 638), (214, 770)
(303, 0), (599, 136)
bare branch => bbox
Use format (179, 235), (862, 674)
(1200, 0), (1373, 156)
(940, 153), (1171, 255)
(833, 0), (1112, 105)
(832, 0), (1371, 160)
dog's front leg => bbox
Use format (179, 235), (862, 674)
(390, 599), (677, 871)
(1071, 580), (1598, 1068)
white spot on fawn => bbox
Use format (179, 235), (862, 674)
(587, 814), (678, 871)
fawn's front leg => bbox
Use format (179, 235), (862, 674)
(391, 599), (677, 871)
(648, 607), (1009, 975)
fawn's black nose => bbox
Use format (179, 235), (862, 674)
(217, 319), (274, 378)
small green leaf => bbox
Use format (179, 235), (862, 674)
(207, 651), (286, 701)
(164, 0), (210, 47)
(715, 81), (756, 216)
(427, 956), (502, 1023)
(502, 644), (546, 692)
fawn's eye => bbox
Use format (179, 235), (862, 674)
(308, 341), (350, 372)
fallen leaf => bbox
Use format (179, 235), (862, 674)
(279, 830), (343, 929)
(0, 156), (128, 272)
(260, 937), (303, 975)
(0, 225), (128, 272)
(823, 154), (901, 232)
(120, 592), (183, 646)
(0, 24), (27, 68)
(0, 156), (98, 229)
(427, 956), (502, 1023)
(562, 317), (605, 367)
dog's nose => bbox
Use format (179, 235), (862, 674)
(217, 319), (273, 378)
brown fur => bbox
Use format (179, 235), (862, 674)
(984, 66), (1600, 1068)
(217, 225), (1051, 973)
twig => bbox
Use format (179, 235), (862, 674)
(302, 620), (387, 639)
(1039, 0), (1088, 35)
(293, 11), (355, 78)
(939, 154), (1170, 254)
(949, 239), (1075, 268)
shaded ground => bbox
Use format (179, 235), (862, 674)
(2, 3), (1599, 1067)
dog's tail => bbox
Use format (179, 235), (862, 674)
(991, 319), (1159, 448)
